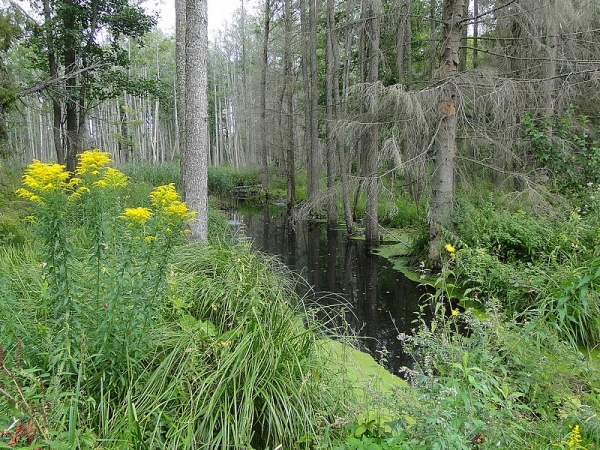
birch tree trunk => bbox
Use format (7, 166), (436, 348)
(428, 0), (464, 266)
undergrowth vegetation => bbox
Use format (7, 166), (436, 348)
(2, 135), (600, 448)
(0, 153), (360, 448)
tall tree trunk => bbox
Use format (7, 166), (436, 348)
(182, 0), (209, 241)
(428, 0), (464, 266)
(363, 0), (382, 246)
(325, 0), (337, 224)
(472, 0), (478, 68)
(176, 0), (186, 191)
(260, 0), (271, 195)
(397, 0), (412, 87)
(307, 0), (320, 208)
(544, 1), (558, 120)
(428, 0), (437, 82)
(283, 0), (296, 207)
(65, 52), (78, 173)
(42, 0), (64, 164)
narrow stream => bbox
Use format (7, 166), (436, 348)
(229, 202), (431, 376)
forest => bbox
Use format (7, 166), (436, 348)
(1, 0), (600, 448)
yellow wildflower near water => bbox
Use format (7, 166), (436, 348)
(444, 243), (456, 253)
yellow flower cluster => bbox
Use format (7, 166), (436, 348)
(565, 424), (585, 450)
(16, 160), (72, 203)
(444, 243), (456, 259)
(17, 151), (129, 204)
(75, 150), (112, 175)
(150, 184), (195, 222)
(120, 207), (152, 226)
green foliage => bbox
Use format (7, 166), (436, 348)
(207, 165), (235, 193)
(455, 194), (558, 263)
(395, 280), (600, 449)
(522, 112), (600, 193)
(96, 241), (349, 448)
(119, 162), (181, 191)
(1, 153), (195, 444)
(378, 191), (422, 229)
(0, 211), (28, 245)
(542, 256), (600, 348)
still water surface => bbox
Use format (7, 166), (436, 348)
(229, 203), (431, 376)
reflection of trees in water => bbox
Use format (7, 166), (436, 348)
(234, 204), (428, 375)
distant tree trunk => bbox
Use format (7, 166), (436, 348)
(42, 0), (64, 164)
(397, 0), (413, 88)
(472, 0), (479, 68)
(260, 0), (271, 195)
(428, 0), (438, 82)
(307, 0), (320, 207)
(428, 0), (464, 266)
(363, 0), (382, 246)
(283, 0), (296, 207)
(336, 6), (354, 233)
(64, 24), (79, 173)
(181, 0), (209, 241)
(325, 0), (337, 224)
(459, 0), (468, 72)
(118, 100), (132, 162)
(544, 1), (558, 120)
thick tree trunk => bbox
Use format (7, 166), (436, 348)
(428, 0), (464, 266)
(176, 0), (187, 191)
(182, 0), (209, 241)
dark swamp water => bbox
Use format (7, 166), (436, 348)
(228, 202), (432, 376)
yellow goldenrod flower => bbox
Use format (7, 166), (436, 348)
(150, 184), (180, 208)
(150, 184), (195, 224)
(67, 177), (82, 188)
(444, 243), (456, 253)
(101, 167), (128, 188)
(75, 150), (112, 175)
(21, 160), (69, 191)
(163, 200), (196, 221)
(120, 207), (152, 225)
(93, 179), (108, 187)
(565, 424), (584, 450)
(15, 188), (42, 203)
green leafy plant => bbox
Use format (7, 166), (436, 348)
(8, 150), (195, 421)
